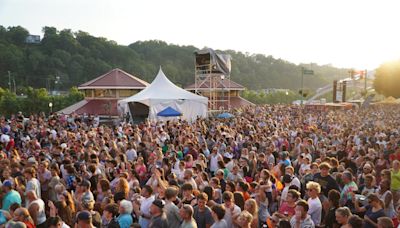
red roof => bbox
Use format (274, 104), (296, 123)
(185, 78), (245, 90)
(79, 68), (149, 89)
(59, 99), (119, 116)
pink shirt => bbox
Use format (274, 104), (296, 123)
(279, 202), (296, 217)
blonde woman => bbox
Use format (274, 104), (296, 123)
(306, 181), (322, 226)
(233, 199), (258, 228)
(236, 211), (253, 228)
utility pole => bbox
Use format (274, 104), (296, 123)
(364, 69), (367, 98)
(301, 67), (304, 105)
(13, 77), (16, 94)
(8, 71), (11, 91)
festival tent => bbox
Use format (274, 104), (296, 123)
(118, 68), (208, 122)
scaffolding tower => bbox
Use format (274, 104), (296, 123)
(194, 49), (231, 111)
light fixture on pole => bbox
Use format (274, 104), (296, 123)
(49, 102), (53, 113)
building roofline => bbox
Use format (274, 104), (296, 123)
(79, 68), (149, 88)
(78, 86), (147, 90)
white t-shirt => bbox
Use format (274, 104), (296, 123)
(126, 149), (137, 161)
(26, 178), (41, 206)
(280, 186), (290, 205)
(185, 178), (198, 190)
(223, 204), (241, 228)
(308, 197), (322, 226)
(290, 177), (301, 189)
(172, 168), (185, 181)
(211, 219), (228, 228)
(210, 153), (221, 173)
(226, 161), (234, 172)
(139, 195), (155, 224)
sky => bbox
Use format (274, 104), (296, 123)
(1, 0), (400, 70)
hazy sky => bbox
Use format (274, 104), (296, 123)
(1, 0), (399, 69)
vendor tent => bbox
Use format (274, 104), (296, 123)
(118, 68), (208, 122)
(217, 112), (234, 118)
(157, 107), (182, 117)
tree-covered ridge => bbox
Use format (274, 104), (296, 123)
(0, 25), (350, 91)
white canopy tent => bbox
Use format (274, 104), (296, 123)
(118, 68), (208, 122)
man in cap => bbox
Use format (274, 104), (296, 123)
(149, 199), (168, 228)
(79, 180), (94, 209)
(1, 180), (21, 211)
(75, 210), (95, 228)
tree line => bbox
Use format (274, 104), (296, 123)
(0, 25), (351, 92)
(0, 87), (84, 116)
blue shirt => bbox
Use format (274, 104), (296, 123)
(118, 213), (133, 228)
(2, 190), (22, 211)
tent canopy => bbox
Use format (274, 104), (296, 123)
(217, 112), (234, 118)
(157, 106), (182, 117)
(118, 68), (208, 122)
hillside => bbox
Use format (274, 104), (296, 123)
(0, 26), (350, 91)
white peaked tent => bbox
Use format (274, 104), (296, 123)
(118, 68), (208, 122)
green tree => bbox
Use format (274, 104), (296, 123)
(374, 60), (400, 98)
(6, 26), (29, 45)
(0, 89), (19, 116)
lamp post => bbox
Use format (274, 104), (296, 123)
(301, 67), (304, 105)
(8, 71), (11, 92)
(221, 75), (225, 110)
(285, 91), (289, 104)
(49, 102), (53, 114)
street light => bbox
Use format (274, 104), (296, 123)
(285, 91), (289, 104)
(49, 102), (53, 113)
(220, 75), (225, 110)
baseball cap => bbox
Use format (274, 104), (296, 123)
(27, 157), (37, 164)
(3, 180), (13, 188)
(152, 199), (165, 209)
(223, 152), (233, 159)
(77, 210), (92, 221)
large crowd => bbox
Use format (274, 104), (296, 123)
(0, 105), (400, 228)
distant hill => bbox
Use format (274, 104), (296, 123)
(0, 25), (350, 91)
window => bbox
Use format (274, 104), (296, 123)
(94, 89), (116, 98)
(84, 89), (93, 98)
(118, 89), (137, 98)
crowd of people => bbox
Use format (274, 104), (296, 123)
(0, 104), (400, 228)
